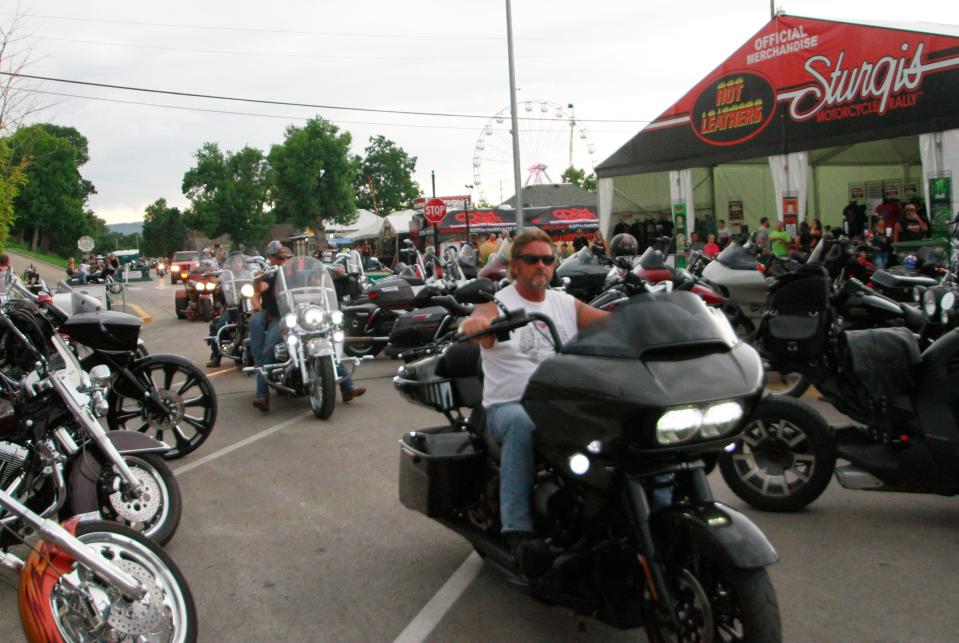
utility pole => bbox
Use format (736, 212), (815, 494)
(431, 170), (436, 197)
(770, 0), (776, 19)
(505, 0), (524, 230)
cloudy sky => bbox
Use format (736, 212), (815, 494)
(5, 0), (959, 224)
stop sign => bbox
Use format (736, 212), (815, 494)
(423, 198), (447, 224)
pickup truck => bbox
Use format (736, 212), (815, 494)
(170, 250), (200, 284)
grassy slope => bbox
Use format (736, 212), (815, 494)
(5, 243), (69, 268)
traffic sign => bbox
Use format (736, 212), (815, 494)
(77, 235), (95, 253)
(424, 198), (447, 224)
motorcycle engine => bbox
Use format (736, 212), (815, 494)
(0, 442), (28, 490)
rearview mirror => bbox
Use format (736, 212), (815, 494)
(455, 278), (497, 304)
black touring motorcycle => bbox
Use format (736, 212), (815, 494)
(395, 285), (782, 641)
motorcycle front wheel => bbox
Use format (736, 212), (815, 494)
(18, 520), (197, 643)
(108, 356), (218, 459)
(308, 356), (336, 419)
(644, 563), (781, 643)
(99, 453), (183, 546)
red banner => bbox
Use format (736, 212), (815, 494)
(598, 16), (959, 177)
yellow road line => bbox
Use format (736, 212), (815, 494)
(126, 303), (153, 324)
(207, 366), (239, 377)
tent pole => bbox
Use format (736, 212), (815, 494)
(506, 0), (524, 229)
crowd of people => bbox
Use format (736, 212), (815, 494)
(65, 253), (121, 284)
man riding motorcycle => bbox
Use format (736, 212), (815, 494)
(249, 241), (365, 412)
(206, 251), (248, 368)
(459, 227), (607, 575)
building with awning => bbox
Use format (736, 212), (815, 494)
(596, 14), (959, 240)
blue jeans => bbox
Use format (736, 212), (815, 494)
(208, 312), (232, 359)
(249, 311), (280, 399)
(486, 402), (536, 533)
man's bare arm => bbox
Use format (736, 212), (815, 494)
(459, 301), (500, 349)
(575, 299), (609, 329)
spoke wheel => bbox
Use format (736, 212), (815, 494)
(44, 521), (197, 643)
(720, 396), (835, 512)
(107, 358), (217, 459)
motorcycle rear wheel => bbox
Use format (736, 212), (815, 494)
(19, 520), (197, 643)
(719, 396), (835, 512)
(107, 356), (218, 459)
(308, 356), (336, 419)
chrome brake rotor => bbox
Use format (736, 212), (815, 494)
(109, 467), (162, 523)
(103, 558), (171, 636)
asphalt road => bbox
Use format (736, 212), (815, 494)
(0, 262), (957, 642)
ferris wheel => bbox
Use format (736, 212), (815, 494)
(472, 100), (598, 205)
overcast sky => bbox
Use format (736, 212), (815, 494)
(6, 0), (959, 224)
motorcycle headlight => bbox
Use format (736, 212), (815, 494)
(240, 283), (255, 298)
(283, 313), (298, 330)
(923, 289), (938, 317)
(656, 401), (743, 445)
(656, 408), (703, 445)
(205, 282), (216, 291)
(329, 310), (344, 326)
(157, 263), (165, 271)
(700, 401), (744, 438)
(333, 330), (345, 343)
(941, 291), (955, 312)
(301, 306), (325, 330)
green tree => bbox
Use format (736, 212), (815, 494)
(7, 124), (96, 254)
(353, 135), (421, 214)
(142, 198), (186, 258)
(561, 166), (597, 192)
(268, 117), (355, 233)
(0, 140), (26, 250)
(182, 143), (272, 248)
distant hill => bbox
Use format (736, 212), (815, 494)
(107, 222), (143, 236)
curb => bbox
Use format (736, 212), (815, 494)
(126, 302), (153, 325)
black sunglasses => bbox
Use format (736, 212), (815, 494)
(516, 254), (556, 266)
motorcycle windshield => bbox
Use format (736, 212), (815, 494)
(563, 291), (738, 359)
(346, 250), (364, 276)
(219, 269), (254, 307)
(275, 256), (339, 317)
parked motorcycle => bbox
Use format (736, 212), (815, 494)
(1, 510), (196, 641)
(0, 300), (182, 545)
(244, 255), (349, 419)
(395, 285), (781, 641)
(32, 281), (218, 459)
(720, 262), (959, 512)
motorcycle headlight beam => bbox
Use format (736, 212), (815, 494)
(330, 310), (344, 326)
(283, 313), (298, 330)
(656, 408), (703, 445)
(240, 283), (255, 298)
(333, 330), (345, 343)
(700, 401), (744, 438)
(301, 306), (325, 330)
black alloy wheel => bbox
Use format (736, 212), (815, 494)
(719, 396), (835, 512)
(308, 356), (337, 419)
(107, 358), (217, 459)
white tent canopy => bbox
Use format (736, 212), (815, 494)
(325, 209), (382, 235)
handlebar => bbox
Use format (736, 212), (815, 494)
(456, 309), (563, 350)
(430, 294), (473, 318)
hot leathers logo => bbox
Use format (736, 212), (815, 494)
(691, 71), (776, 146)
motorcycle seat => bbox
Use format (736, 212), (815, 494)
(467, 406), (501, 463)
(402, 276), (426, 287)
(870, 269), (937, 290)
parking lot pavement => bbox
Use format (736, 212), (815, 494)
(0, 277), (957, 641)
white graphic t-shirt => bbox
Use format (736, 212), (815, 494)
(481, 284), (579, 407)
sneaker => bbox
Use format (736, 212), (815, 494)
(342, 386), (366, 402)
(252, 397), (269, 412)
(206, 357), (221, 368)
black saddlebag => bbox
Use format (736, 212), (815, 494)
(761, 264), (831, 371)
(399, 427), (482, 518)
(367, 275), (415, 309)
(389, 306), (447, 349)
(841, 327), (920, 423)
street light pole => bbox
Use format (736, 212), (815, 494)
(505, 0), (523, 230)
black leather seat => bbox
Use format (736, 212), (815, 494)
(871, 269), (937, 290)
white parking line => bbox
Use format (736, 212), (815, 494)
(172, 411), (311, 477)
(207, 366), (238, 377)
(392, 552), (484, 643)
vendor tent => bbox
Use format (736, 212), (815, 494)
(325, 209), (382, 236)
(433, 205), (599, 235)
(345, 216), (385, 241)
(597, 14), (959, 237)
